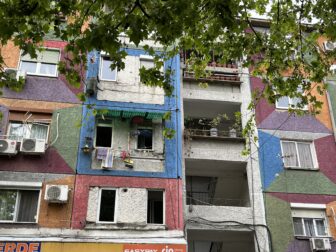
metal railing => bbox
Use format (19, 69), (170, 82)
(183, 70), (240, 82)
(186, 192), (248, 207)
(185, 128), (243, 138)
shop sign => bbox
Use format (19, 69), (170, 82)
(0, 242), (40, 252)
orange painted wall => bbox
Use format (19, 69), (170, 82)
(38, 175), (75, 228)
(0, 41), (20, 68)
(310, 83), (333, 130)
(327, 202), (336, 239)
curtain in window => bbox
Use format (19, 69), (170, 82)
(8, 123), (26, 141)
(297, 143), (314, 168)
(282, 142), (298, 167)
(0, 190), (17, 221)
(315, 219), (327, 236)
(293, 217), (305, 235)
(17, 190), (39, 222)
(304, 219), (316, 236)
(30, 124), (48, 140)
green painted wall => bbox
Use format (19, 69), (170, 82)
(50, 106), (82, 171)
(265, 194), (293, 252)
(267, 170), (336, 194)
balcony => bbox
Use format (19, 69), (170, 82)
(187, 229), (255, 252)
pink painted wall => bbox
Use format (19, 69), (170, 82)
(72, 175), (184, 230)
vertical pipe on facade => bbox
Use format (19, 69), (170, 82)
(326, 90), (336, 142)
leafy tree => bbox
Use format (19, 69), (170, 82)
(0, 0), (335, 125)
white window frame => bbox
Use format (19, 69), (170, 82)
(136, 126), (154, 151)
(146, 189), (165, 225)
(0, 181), (42, 224)
(18, 48), (60, 77)
(275, 84), (308, 110)
(139, 55), (155, 69)
(280, 140), (318, 170)
(99, 55), (118, 82)
(94, 120), (113, 148)
(96, 188), (118, 224)
(293, 217), (329, 237)
(7, 121), (50, 142)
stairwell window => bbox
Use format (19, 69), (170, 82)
(147, 190), (164, 224)
(0, 189), (40, 223)
(100, 56), (117, 81)
(281, 140), (318, 169)
(19, 49), (60, 77)
(98, 189), (116, 223)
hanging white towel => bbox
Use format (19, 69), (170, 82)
(101, 148), (114, 169)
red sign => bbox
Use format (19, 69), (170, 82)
(123, 244), (186, 252)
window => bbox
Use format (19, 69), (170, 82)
(0, 189), (40, 223)
(147, 190), (164, 224)
(137, 128), (153, 150)
(100, 56), (117, 81)
(19, 49), (60, 77)
(7, 121), (49, 142)
(140, 56), (155, 69)
(292, 207), (328, 237)
(95, 119), (113, 147)
(281, 140), (317, 169)
(98, 189), (116, 222)
(276, 86), (308, 110)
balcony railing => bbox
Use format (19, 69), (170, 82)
(186, 192), (247, 207)
(185, 128), (244, 141)
(183, 70), (240, 84)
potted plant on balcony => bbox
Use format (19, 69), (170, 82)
(209, 114), (229, 137)
(229, 112), (242, 138)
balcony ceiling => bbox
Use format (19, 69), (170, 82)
(185, 159), (246, 176)
(183, 99), (241, 118)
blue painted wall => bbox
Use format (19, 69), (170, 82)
(76, 48), (182, 178)
(258, 130), (283, 190)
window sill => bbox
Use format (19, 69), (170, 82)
(295, 235), (331, 240)
(26, 73), (58, 78)
(85, 223), (166, 231)
(284, 167), (319, 171)
(135, 149), (154, 152)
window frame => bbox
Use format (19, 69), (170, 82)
(146, 189), (165, 225)
(280, 140), (318, 170)
(7, 121), (50, 142)
(99, 55), (118, 82)
(136, 126), (154, 151)
(94, 120), (114, 148)
(293, 217), (329, 237)
(275, 85), (308, 110)
(18, 48), (60, 77)
(139, 55), (155, 70)
(0, 186), (41, 224)
(96, 188), (118, 224)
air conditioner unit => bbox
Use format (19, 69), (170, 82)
(310, 238), (331, 251)
(16, 70), (27, 81)
(20, 138), (46, 154)
(44, 185), (69, 203)
(0, 139), (17, 155)
(323, 41), (336, 52)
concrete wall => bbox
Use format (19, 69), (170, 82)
(97, 55), (165, 105)
(72, 175), (184, 231)
(182, 80), (241, 103)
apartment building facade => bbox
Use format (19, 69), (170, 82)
(180, 51), (269, 252)
(253, 31), (336, 252)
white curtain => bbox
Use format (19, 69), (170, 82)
(30, 124), (48, 140)
(293, 217), (304, 235)
(304, 219), (316, 236)
(282, 141), (298, 167)
(315, 219), (327, 236)
(297, 143), (314, 168)
(0, 190), (17, 221)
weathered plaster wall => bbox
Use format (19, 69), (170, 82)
(97, 54), (165, 105)
(72, 175), (183, 231)
(0, 104), (8, 135)
(38, 175), (75, 228)
(78, 52), (182, 178)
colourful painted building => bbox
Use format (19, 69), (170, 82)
(252, 27), (336, 251)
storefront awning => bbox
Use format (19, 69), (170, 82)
(96, 109), (164, 120)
